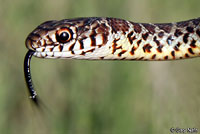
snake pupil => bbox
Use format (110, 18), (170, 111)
(56, 32), (70, 43)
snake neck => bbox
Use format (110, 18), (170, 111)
(99, 17), (200, 60)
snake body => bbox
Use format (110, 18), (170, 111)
(24, 17), (200, 104)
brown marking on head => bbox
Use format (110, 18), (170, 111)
(85, 48), (95, 53)
(28, 33), (41, 42)
(41, 48), (45, 52)
(36, 40), (42, 47)
(96, 23), (109, 45)
(90, 34), (96, 46)
(79, 40), (84, 49)
(46, 35), (54, 43)
(90, 22), (100, 30)
(68, 43), (75, 51)
(71, 51), (75, 54)
(80, 51), (86, 55)
(102, 34), (108, 45)
(98, 45), (103, 48)
(58, 45), (63, 52)
(97, 23), (108, 33)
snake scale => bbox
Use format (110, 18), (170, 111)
(24, 17), (200, 104)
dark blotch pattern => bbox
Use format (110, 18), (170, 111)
(183, 33), (189, 43)
(174, 45), (179, 51)
(174, 29), (183, 37)
(185, 53), (189, 58)
(130, 46), (136, 55)
(164, 56), (168, 60)
(143, 44), (152, 53)
(158, 31), (164, 38)
(157, 45), (163, 53)
(90, 35), (96, 46)
(171, 51), (175, 57)
(127, 31), (134, 44)
(188, 48), (194, 54)
(152, 54), (156, 59)
(118, 50), (127, 56)
(190, 39), (196, 48)
(186, 27), (194, 33)
(142, 33), (149, 40)
(167, 36), (173, 45)
(196, 29), (200, 37)
(137, 39), (142, 46)
(79, 40), (84, 49)
(153, 36), (160, 46)
(58, 45), (63, 51)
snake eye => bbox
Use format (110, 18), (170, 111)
(56, 28), (72, 43)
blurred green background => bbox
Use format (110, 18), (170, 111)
(0, 0), (200, 134)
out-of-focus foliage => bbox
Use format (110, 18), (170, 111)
(0, 0), (200, 134)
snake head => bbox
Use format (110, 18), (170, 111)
(25, 18), (110, 58)
(25, 19), (78, 57)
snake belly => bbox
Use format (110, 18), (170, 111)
(26, 17), (200, 60)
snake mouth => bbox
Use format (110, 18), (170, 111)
(25, 36), (38, 51)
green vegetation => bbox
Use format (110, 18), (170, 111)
(0, 0), (200, 133)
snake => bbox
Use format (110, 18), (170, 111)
(24, 17), (200, 104)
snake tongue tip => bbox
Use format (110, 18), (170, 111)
(32, 97), (40, 106)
